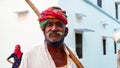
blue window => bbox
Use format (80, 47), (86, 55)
(97, 0), (102, 7)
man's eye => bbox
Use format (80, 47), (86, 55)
(57, 22), (63, 27)
(47, 23), (53, 27)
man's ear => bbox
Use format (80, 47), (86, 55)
(65, 27), (68, 36)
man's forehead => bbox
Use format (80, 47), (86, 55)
(47, 19), (64, 24)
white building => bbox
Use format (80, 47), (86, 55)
(59, 0), (120, 68)
(0, 0), (120, 68)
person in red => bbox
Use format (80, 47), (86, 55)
(7, 44), (23, 68)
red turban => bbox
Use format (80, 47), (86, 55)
(38, 6), (68, 30)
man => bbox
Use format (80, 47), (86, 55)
(117, 49), (120, 68)
(20, 6), (78, 68)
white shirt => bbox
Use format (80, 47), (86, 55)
(20, 43), (77, 68)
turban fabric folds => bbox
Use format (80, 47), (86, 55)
(38, 6), (68, 30)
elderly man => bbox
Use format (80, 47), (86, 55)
(117, 49), (120, 68)
(20, 6), (79, 68)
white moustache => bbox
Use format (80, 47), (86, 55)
(47, 31), (63, 36)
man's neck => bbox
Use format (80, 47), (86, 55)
(47, 43), (67, 67)
(45, 38), (64, 47)
(47, 43), (64, 50)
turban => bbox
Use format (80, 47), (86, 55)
(38, 6), (68, 30)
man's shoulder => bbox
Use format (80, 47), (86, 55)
(25, 44), (44, 56)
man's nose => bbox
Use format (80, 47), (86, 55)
(51, 25), (58, 31)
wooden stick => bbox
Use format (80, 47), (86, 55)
(25, 0), (84, 68)
(66, 45), (84, 68)
(25, 0), (40, 17)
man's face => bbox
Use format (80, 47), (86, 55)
(44, 19), (67, 43)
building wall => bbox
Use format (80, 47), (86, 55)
(59, 0), (120, 68)
(0, 0), (58, 68)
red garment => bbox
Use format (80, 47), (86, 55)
(38, 6), (68, 25)
(14, 44), (22, 59)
